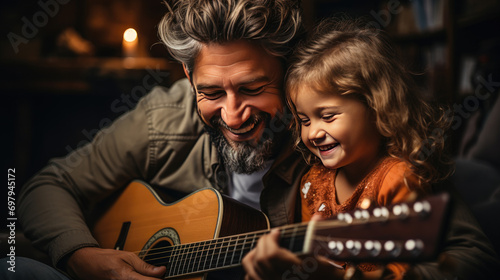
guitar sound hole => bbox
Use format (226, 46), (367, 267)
(143, 240), (172, 267)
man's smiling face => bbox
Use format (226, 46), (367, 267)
(190, 40), (286, 173)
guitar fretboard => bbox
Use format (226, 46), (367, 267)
(142, 225), (308, 278)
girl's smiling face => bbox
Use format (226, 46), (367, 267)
(292, 85), (383, 174)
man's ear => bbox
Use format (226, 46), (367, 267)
(182, 64), (191, 83)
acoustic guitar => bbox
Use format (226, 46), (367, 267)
(92, 180), (450, 280)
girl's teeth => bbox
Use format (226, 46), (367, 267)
(319, 144), (337, 151)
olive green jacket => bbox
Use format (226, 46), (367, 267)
(18, 79), (306, 267)
(18, 79), (499, 278)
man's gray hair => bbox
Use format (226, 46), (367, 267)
(158, 0), (303, 74)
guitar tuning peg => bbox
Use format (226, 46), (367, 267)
(392, 204), (410, 219)
(405, 239), (424, 256)
(345, 240), (362, 256)
(353, 209), (370, 222)
(413, 201), (431, 217)
(338, 212), (353, 224)
(373, 207), (390, 221)
(364, 240), (382, 256)
(328, 240), (344, 256)
(384, 240), (402, 257)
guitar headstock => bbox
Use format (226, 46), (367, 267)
(303, 192), (450, 262)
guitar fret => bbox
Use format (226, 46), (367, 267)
(192, 242), (201, 273)
(223, 236), (235, 267)
(173, 244), (181, 276)
(239, 234), (250, 263)
(167, 245), (179, 277)
(178, 244), (189, 276)
(184, 243), (194, 274)
(288, 226), (297, 251)
(164, 246), (174, 277)
(197, 240), (207, 273)
(193, 241), (205, 273)
(165, 246), (174, 268)
(207, 240), (217, 269)
(250, 233), (258, 254)
(186, 243), (195, 274)
(168, 245), (176, 277)
(208, 239), (217, 270)
(216, 237), (226, 268)
(230, 235), (240, 265)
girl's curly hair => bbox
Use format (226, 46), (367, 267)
(286, 17), (454, 185)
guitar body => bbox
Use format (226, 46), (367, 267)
(92, 181), (269, 280)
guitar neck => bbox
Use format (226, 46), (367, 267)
(156, 225), (308, 278)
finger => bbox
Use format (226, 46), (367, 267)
(242, 251), (262, 280)
(269, 228), (281, 242)
(311, 213), (326, 221)
(128, 269), (168, 280)
(255, 232), (301, 278)
(126, 253), (166, 278)
(246, 233), (279, 279)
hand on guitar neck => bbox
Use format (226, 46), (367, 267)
(66, 247), (166, 280)
(242, 216), (384, 280)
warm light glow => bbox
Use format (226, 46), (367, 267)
(123, 28), (137, 42)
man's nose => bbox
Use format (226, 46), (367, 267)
(221, 93), (250, 129)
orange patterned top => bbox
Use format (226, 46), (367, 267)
(300, 157), (429, 279)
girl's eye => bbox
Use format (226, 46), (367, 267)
(299, 118), (310, 126)
(322, 114), (336, 121)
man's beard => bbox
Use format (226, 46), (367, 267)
(205, 112), (286, 174)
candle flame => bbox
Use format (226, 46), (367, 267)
(123, 28), (137, 42)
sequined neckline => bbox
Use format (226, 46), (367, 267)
(321, 157), (399, 212)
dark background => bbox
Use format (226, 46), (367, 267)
(1, 0), (499, 188)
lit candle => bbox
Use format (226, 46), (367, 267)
(123, 28), (138, 57)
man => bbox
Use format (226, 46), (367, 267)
(7, 0), (499, 279)
(13, 1), (304, 279)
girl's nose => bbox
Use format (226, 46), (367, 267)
(309, 124), (326, 145)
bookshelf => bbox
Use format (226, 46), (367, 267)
(302, 0), (500, 105)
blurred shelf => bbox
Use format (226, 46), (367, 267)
(390, 28), (447, 45)
(0, 57), (184, 95)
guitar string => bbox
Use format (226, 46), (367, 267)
(126, 211), (420, 272)
(134, 219), (355, 265)
(127, 204), (415, 259)
(132, 218), (362, 261)
(131, 210), (416, 262)
(131, 224), (312, 258)
(135, 215), (424, 276)
(142, 234), (362, 276)
(142, 229), (422, 276)
(133, 225), (311, 265)
(139, 233), (311, 273)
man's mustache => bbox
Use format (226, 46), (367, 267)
(210, 113), (268, 131)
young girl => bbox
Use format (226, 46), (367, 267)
(282, 18), (453, 279)
(242, 18), (453, 280)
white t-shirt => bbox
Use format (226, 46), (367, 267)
(228, 160), (274, 210)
